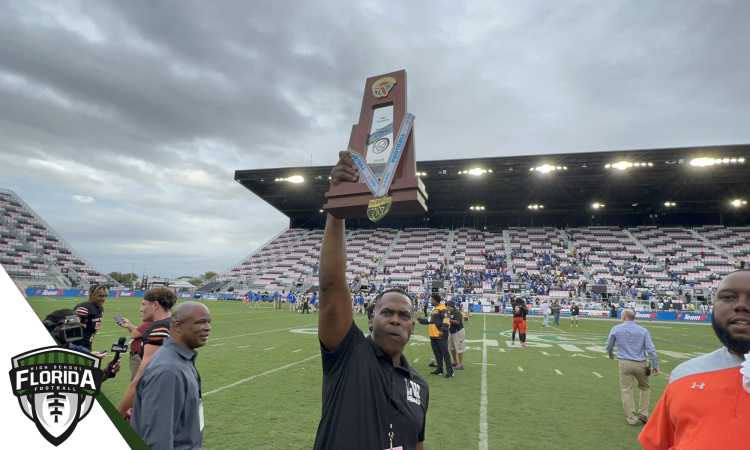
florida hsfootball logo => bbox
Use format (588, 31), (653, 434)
(9, 347), (103, 446)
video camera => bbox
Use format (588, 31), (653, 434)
(43, 315), (84, 343)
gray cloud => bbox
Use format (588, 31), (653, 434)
(1, 0), (749, 278)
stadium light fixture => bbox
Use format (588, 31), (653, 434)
(469, 206), (486, 210)
(530, 164), (567, 173)
(527, 204), (544, 210)
(731, 199), (747, 208)
(690, 157), (745, 167)
(460, 168), (489, 176)
(319, 209), (324, 213)
(275, 176), (305, 183)
(592, 203), (605, 209)
(416, 172), (427, 176)
(664, 202), (676, 207)
(605, 161), (653, 170)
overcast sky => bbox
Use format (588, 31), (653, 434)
(1, 0), (749, 280)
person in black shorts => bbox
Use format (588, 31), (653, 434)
(117, 287), (177, 417)
(570, 301), (580, 327)
(511, 299), (528, 347)
(73, 284), (109, 351)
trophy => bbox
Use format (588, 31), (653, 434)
(324, 70), (428, 221)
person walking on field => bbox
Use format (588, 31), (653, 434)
(605, 309), (659, 427)
(541, 299), (551, 327)
(417, 294), (453, 378)
(511, 299), (528, 347)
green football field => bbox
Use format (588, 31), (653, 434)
(26, 297), (721, 450)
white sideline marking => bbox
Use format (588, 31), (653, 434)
(264, 347), (276, 351)
(292, 349), (302, 353)
(593, 372), (603, 378)
(474, 363), (495, 366)
(413, 358), (419, 363)
(212, 343), (225, 347)
(204, 354), (321, 396)
(210, 324), (315, 341)
(571, 354), (596, 359)
(540, 351), (559, 356)
(555, 369), (563, 375)
(518, 367), (524, 372)
(479, 316), (489, 450)
(237, 345), (251, 349)
(497, 349), (505, 353)
(662, 360), (669, 363)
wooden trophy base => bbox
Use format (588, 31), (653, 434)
(324, 176), (428, 220)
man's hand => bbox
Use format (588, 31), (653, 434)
(118, 318), (132, 328)
(653, 368), (660, 376)
(330, 151), (359, 187)
(439, 331), (444, 339)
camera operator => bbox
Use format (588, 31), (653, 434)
(73, 284), (109, 351)
(42, 308), (121, 382)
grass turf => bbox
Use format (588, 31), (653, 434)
(26, 297), (721, 450)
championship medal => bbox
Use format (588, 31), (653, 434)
(346, 113), (415, 222)
(367, 196), (393, 222)
(372, 77), (397, 98)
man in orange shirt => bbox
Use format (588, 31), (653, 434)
(639, 269), (750, 449)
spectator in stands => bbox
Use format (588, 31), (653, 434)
(117, 317), (153, 382)
(314, 151), (428, 450)
(640, 269), (749, 449)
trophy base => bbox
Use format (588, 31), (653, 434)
(324, 176), (428, 220)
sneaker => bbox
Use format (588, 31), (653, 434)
(428, 361), (438, 368)
(456, 364), (465, 370)
(521, 343), (526, 348)
(444, 372), (454, 379)
(511, 342), (515, 345)
(638, 415), (648, 424)
(628, 423), (638, 428)
(452, 362), (458, 367)
(429, 369), (444, 375)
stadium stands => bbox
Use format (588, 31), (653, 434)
(0, 188), (120, 288)
(211, 224), (747, 298)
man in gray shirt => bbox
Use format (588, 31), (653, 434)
(606, 309), (659, 427)
(131, 302), (212, 450)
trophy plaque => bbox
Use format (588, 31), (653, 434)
(324, 70), (428, 221)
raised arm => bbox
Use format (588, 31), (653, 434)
(318, 152), (359, 351)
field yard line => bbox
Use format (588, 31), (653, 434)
(593, 372), (603, 378)
(413, 358), (419, 363)
(210, 324), (316, 341)
(555, 369), (563, 375)
(264, 347), (276, 351)
(203, 354), (321, 396)
(518, 367), (523, 372)
(478, 315), (489, 450)
(219, 316), (294, 324)
(292, 349), (303, 353)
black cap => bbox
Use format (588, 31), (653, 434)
(446, 301), (456, 307)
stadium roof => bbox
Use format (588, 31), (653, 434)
(235, 143), (750, 230)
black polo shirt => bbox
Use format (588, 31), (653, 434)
(447, 309), (464, 334)
(313, 322), (429, 450)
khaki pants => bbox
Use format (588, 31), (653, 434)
(619, 359), (650, 425)
(129, 353), (142, 382)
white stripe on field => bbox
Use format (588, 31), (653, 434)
(479, 315), (489, 450)
(210, 324), (315, 341)
(593, 372), (603, 378)
(518, 367), (523, 372)
(413, 358), (419, 363)
(292, 349), (302, 353)
(204, 354), (320, 396)
(555, 369), (563, 375)
(264, 347), (276, 351)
